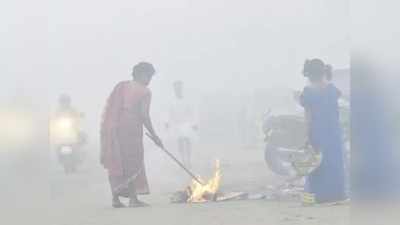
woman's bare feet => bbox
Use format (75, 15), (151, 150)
(112, 197), (126, 208)
(129, 199), (150, 208)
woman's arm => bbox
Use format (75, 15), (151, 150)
(300, 89), (316, 152)
(140, 92), (163, 147)
(304, 108), (312, 143)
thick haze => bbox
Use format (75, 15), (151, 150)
(2, 0), (349, 134)
(1, 1), (352, 223)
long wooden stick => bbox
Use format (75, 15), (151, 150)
(145, 133), (205, 185)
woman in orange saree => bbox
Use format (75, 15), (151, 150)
(101, 62), (163, 208)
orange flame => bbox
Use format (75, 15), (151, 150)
(187, 160), (221, 203)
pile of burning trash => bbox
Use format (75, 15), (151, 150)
(170, 160), (248, 203)
(169, 159), (311, 204)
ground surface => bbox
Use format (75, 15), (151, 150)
(2, 142), (349, 225)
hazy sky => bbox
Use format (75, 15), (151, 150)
(2, 0), (349, 127)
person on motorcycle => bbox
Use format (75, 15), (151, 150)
(56, 94), (81, 120)
(51, 94), (86, 172)
(53, 94), (85, 145)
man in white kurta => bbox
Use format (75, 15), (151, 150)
(166, 81), (198, 168)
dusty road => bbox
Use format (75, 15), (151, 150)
(3, 142), (349, 225)
(50, 196), (349, 225)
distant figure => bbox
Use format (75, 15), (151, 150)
(101, 62), (163, 208)
(55, 94), (81, 119)
(300, 59), (346, 203)
(166, 81), (198, 168)
(53, 94), (85, 146)
(52, 94), (86, 173)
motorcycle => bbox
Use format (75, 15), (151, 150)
(262, 112), (322, 177)
(262, 98), (350, 195)
(50, 113), (86, 174)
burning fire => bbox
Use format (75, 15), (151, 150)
(187, 160), (221, 203)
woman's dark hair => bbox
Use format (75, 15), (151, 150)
(303, 58), (325, 82)
(325, 64), (333, 81)
(132, 62), (156, 79)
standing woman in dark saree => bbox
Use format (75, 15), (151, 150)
(101, 62), (163, 208)
(301, 59), (347, 203)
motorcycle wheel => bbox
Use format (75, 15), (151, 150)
(264, 143), (291, 176)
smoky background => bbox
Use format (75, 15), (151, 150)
(1, 0), (350, 224)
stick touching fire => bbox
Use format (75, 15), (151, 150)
(187, 160), (221, 203)
(170, 160), (248, 203)
(147, 133), (250, 204)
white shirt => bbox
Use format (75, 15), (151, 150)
(167, 97), (198, 139)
